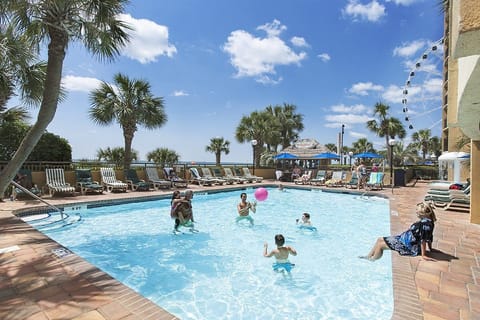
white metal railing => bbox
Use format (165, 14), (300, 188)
(10, 180), (64, 220)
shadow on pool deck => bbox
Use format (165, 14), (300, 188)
(0, 181), (479, 319)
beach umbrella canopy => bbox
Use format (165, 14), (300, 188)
(353, 152), (383, 159)
(274, 152), (298, 160)
(313, 152), (340, 159)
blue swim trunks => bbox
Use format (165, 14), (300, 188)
(272, 262), (295, 272)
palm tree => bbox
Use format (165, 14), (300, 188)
(0, 25), (46, 110)
(265, 103), (304, 150)
(366, 102), (406, 165)
(392, 141), (418, 166)
(0, 0), (130, 198)
(146, 148), (180, 168)
(236, 111), (271, 167)
(97, 147), (138, 168)
(411, 129), (434, 160)
(90, 73), (167, 169)
(352, 138), (374, 154)
(324, 143), (337, 153)
(205, 137), (230, 166)
(0, 105), (29, 124)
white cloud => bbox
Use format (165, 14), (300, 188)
(172, 90), (189, 97)
(382, 84), (404, 104)
(324, 113), (372, 128)
(223, 19), (307, 84)
(317, 53), (331, 62)
(118, 13), (177, 64)
(291, 36), (309, 47)
(343, 0), (386, 22)
(324, 113), (372, 125)
(350, 131), (368, 139)
(393, 40), (425, 58)
(348, 82), (384, 96)
(385, 0), (420, 5)
(382, 77), (441, 106)
(62, 75), (102, 93)
(256, 19), (286, 37)
(423, 78), (442, 94)
(330, 103), (368, 113)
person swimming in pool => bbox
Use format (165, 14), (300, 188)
(296, 212), (311, 226)
(171, 190), (196, 232)
(264, 234), (297, 272)
(237, 192), (256, 225)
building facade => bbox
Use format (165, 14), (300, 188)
(443, 0), (480, 223)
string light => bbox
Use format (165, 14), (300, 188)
(401, 38), (444, 130)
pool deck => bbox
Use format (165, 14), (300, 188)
(0, 181), (479, 320)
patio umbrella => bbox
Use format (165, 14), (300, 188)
(313, 152), (340, 159)
(353, 152), (383, 159)
(274, 152), (298, 160)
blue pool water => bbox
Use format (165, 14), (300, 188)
(28, 188), (393, 320)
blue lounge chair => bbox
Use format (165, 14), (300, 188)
(75, 169), (104, 195)
(124, 169), (150, 191)
(365, 172), (384, 190)
(12, 169), (42, 199)
(145, 167), (171, 190)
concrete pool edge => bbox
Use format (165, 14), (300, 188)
(2, 182), (478, 319)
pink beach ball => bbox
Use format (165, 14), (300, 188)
(254, 187), (269, 201)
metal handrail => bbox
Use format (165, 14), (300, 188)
(11, 180), (64, 220)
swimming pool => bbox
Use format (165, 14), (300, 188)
(26, 188), (393, 320)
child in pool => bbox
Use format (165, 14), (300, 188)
(296, 212), (311, 226)
(264, 234), (297, 272)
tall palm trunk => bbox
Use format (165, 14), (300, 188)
(0, 30), (67, 199)
(123, 132), (134, 169)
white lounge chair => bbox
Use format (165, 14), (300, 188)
(242, 167), (263, 183)
(325, 171), (346, 187)
(294, 170), (312, 185)
(45, 168), (76, 197)
(145, 167), (171, 190)
(234, 167), (255, 183)
(189, 168), (214, 186)
(163, 167), (188, 188)
(212, 167), (235, 184)
(311, 170), (326, 186)
(224, 168), (247, 184)
(201, 168), (226, 185)
(100, 167), (128, 192)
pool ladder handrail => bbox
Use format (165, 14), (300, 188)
(11, 180), (65, 220)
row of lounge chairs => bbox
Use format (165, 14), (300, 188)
(424, 182), (470, 213)
(10, 166), (264, 199)
(189, 167), (263, 186)
(291, 170), (384, 190)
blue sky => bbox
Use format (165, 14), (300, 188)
(15, 0), (445, 163)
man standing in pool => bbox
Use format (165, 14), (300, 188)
(237, 192), (256, 225)
(264, 234), (297, 272)
(171, 190), (197, 233)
